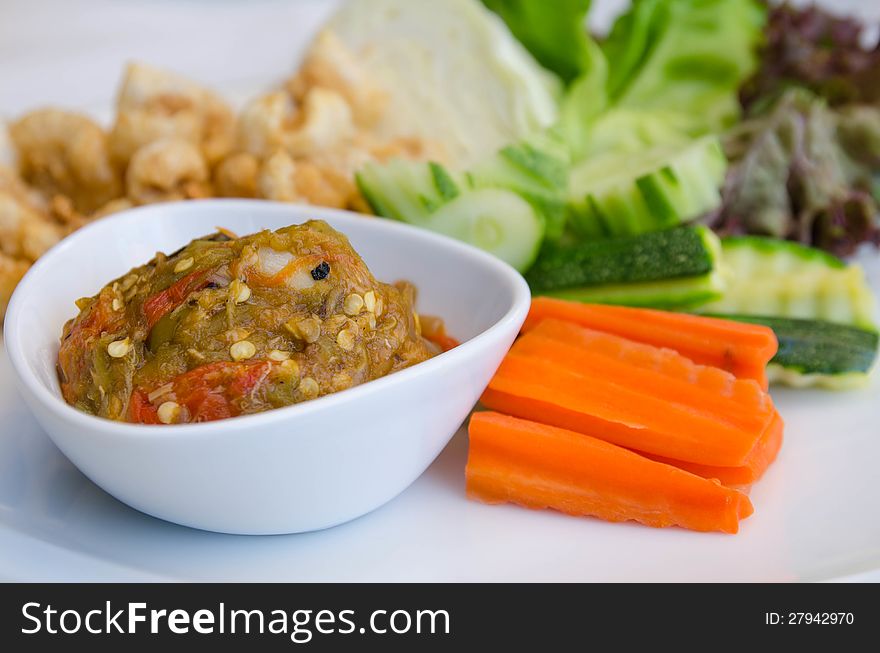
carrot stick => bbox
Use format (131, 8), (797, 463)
(641, 411), (784, 487)
(484, 350), (770, 466)
(466, 412), (754, 534)
(515, 320), (775, 434)
(523, 298), (778, 389)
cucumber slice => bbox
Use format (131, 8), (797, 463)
(542, 274), (724, 309)
(356, 136), (564, 270)
(526, 225), (724, 309)
(700, 236), (878, 330)
(765, 367), (869, 391)
(426, 188), (544, 272)
(466, 137), (569, 241)
(716, 315), (879, 390)
(567, 136), (727, 238)
(356, 159), (462, 225)
(718, 235), (847, 269)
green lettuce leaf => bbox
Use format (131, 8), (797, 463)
(556, 0), (766, 164)
(603, 0), (766, 132)
(482, 0), (594, 84)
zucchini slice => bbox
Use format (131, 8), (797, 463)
(700, 236), (878, 330)
(525, 225), (724, 309)
(718, 315), (879, 390)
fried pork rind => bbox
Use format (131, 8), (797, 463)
(286, 88), (356, 158)
(238, 87), (356, 160)
(257, 150), (356, 209)
(309, 131), (443, 181)
(126, 139), (211, 205)
(0, 252), (30, 321)
(0, 38), (441, 315)
(237, 91), (299, 159)
(0, 166), (63, 261)
(110, 62), (236, 167)
(218, 28), (438, 212)
(0, 164), (46, 211)
(0, 194), (61, 261)
(293, 160), (358, 209)
(10, 109), (121, 214)
(214, 152), (259, 198)
(286, 30), (388, 129)
(257, 150), (299, 202)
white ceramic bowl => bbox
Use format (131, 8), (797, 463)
(5, 200), (529, 534)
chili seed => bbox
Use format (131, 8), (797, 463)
(112, 298), (123, 311)
(301, 318), (322, 343)
(363, 290), (376, 313)
(285, 316), (322, 344)
(280, 358), (300, 377)
(231, 280), (251, 304)
(299, 377), (319, 397)
(230, 340), (256, 361)
(174, 257), (194, 273)
(343, 293), (364, 316)
(157, 401), (181, 425)
(336, 328), (356, 351)
(107, 338), (131, 358)
(268, 349), (290, 362)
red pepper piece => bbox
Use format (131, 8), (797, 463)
(142, 268), (212, 329)
(129, 361), (274, 424)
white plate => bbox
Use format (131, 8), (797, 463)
(1, 0), (879, 582)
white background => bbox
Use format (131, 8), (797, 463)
(1, 0), (879, 581)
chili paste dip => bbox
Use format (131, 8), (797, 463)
(57, 220), (448, 424)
